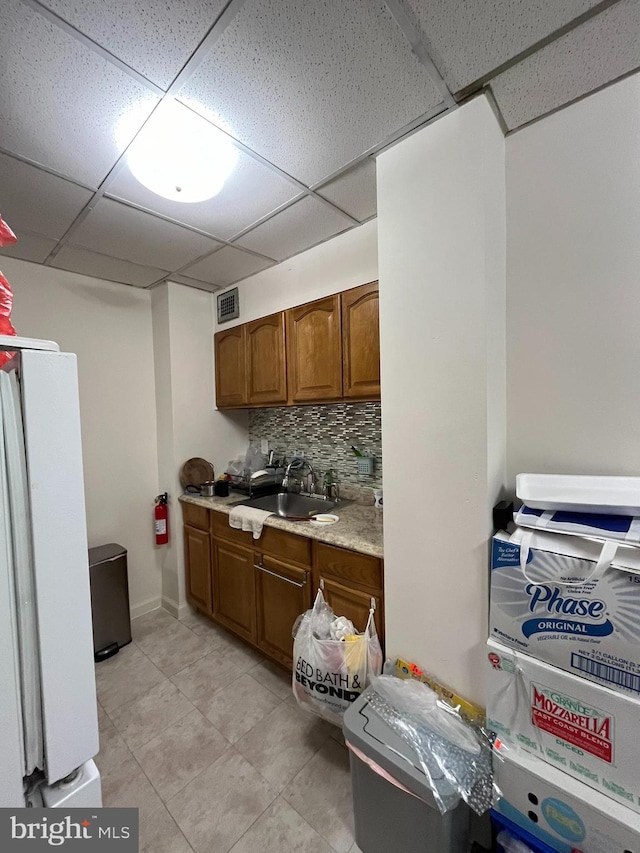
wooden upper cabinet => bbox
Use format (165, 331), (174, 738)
(342, 281), (380, 399)
(214, 325), (247, 408)
(287, 295), (343, 402)
(246, 312), (287, 405)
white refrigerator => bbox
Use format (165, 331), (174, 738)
(0, 335), (101, 807)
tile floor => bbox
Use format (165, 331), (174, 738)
(95, 607), (362, 853)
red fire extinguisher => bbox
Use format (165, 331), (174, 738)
(154, 493), (169, 545)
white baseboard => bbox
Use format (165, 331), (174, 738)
(161, 595), (190, 621)
(129, 596), (162, 620)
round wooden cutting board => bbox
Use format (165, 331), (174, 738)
(180, 457), (215, 489)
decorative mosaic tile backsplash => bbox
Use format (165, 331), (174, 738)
(248, 402), (382, 490)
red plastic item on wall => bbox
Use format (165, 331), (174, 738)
(0, 214), (18, 369)
(0, 215), (16, 247)
(154, 493), (169, 545)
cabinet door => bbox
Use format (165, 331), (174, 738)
(342, 281), (380, 399)
(246, 312), (287, 405)
(212, 540), (256, 642)
(255, 556), (310, 668)
(214, 325), (247, 407)
(287, 295), (342, 401)
(184, 525), (212, 615)
(320, 577), (381, 636)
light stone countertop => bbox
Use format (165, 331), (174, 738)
(179, 491), (384, 559)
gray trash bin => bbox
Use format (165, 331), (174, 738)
(343, 693), (471, 853)
(88, 543), (132, 663)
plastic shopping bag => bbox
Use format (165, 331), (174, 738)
(292, 589), (383, 725)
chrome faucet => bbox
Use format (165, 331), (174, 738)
(282, 457), (316, 494)
(322, 469), (340, 502)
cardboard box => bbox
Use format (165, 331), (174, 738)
(493, 745), (640, 852)
(486, 639), (640, 814)
(490, 530), (640, 698)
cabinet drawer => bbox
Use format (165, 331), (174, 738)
(211, 512), (253, 547)
(316, 542), (382, 591)
(259, 526), (312, 566)
(182, 502), (210, 532)
(261, 555), (309, 585)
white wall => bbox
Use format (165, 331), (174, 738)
(377, 96), (506, 706)
(151, 284), (179, 610)
(169, 284), (247, 482)
(507, 73), (640, 481)
(153, 281), (246, 615)
(221, 219), (378, 328)
(4, 257), (162, 616)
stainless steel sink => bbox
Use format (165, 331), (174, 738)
(233, 492), (346, 518)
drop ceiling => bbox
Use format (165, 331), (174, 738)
(0, 0), (638, 291)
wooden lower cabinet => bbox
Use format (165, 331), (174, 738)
(182, 505), (384, 670)
(320, 576), (382, 636)
(212, 540), (256, 643)
(184, 525), (212, 615)
(255, 555), (310, 668)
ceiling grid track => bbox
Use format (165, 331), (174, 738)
(99, 194), (283, 262)
(455, 0), (626, 101)
(382, 0), (456, 109)
(40, 0), (252, 265)
(150, 99), (453, 286)
(504, 62), (640, 136)
(174, 102), (360, 225)
(6, 0), (634, 288)
(15, 0), (368, 275)
(308, 101), (448, 190)
(12, 0), (463, 284)
(0, 146), (98, 193)
(19, 0), (165, 96)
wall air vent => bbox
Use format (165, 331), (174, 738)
(217, 287), (239, 324)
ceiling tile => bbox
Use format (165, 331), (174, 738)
(234, 196), (353, 262)
(490, 0), (640, 130)
(316, 159), (377, 222)
(0, 153), (93, 239)
(178, 0), (443, 186)
(70, 198), (221, 270)
(108, 137), (300, 240)
(38, 0), (228, 89)
(1, 0), (159, 186)
(0, 231), (57, 264)
(52, 245), (167, 287)
(183, 245), (276, 286)
(404, 0), (604, 92)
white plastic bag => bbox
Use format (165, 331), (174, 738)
(496, 830), (536, 853)
(292, 589), (382, 725)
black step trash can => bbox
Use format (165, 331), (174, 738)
(88, 543), (132, 662)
